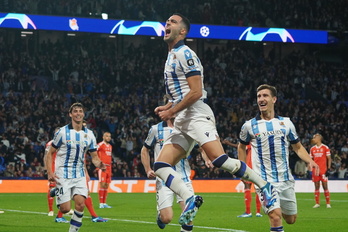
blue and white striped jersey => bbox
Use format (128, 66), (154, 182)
(52, 124), (97, 179)
(239, 114), (300, 182)
(144, 121), (191, 183)
(164, 40), (207, 104)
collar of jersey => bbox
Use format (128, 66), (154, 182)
(173, 40), (185, 49)
(255, 113), (280, 120)
(68, 123), (86, 131)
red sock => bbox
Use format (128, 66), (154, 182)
(85, 195), (98, 217)
(47, 190), (54, 211)
(324, 190), (330, 204)
(57, 210), (63, 218)
(103, 189), (108, 204)
(99, 189), (106, 204)
(255, 194), (261, 213)
(244, 189), (251, 214)
(315, 190), (320, 204)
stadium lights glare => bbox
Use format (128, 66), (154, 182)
(102, 13), (108, 20)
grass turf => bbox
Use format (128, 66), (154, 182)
(0, 192), (346, 232)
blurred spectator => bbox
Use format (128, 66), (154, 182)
(294, 159), (308, 179)
(337, 163), (347, 179)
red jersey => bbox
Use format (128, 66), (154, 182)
(310, 144), (331, 174)
(45, 140), (57, 172)
(97, 141), (112, 165)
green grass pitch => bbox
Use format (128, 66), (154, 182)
(0, 192), (346, 232)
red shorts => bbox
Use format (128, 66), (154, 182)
(98, 167), (112, 183)
(312, 173), (328, 182)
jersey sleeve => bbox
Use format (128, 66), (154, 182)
(285, 118), (300, 144)
(325, 145), (331, 157)
(52, 127), (64, 149)
(239, 121), (251, 145)
(176, 47), (202, 78)
(87, 129), (98, 152)
(144, 126), (157, 149)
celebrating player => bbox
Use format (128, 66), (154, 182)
(238, 84), (319, 232)
(46, 102), (106, 231)
(141, 117), (201, 231)
(153, 13), (277, 226)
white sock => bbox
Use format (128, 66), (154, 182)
(217, 156), (267, 188)
(69, 210), (83, 232)
(155, 163), (193, 202)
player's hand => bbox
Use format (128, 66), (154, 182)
(325, 170), (329, 177)
(309, 160), (320, 176)
(205, 159), (214, 168)
(158, 109), (175, 121)
(147, 170), (156, 179)
(154, 105), (166, 115)
(47, 172), (59, 183)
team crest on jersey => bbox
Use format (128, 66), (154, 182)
(279, 122), (285, 126)
(255, 133), (261, 140)
(187, 59), (194, 66)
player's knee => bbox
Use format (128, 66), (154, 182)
(160, 214), (172, 224)
(268, 209), (282, 225)
(284, 215), (297, 224)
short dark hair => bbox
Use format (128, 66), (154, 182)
(257, 84), (277, 97)
(173, 13), (190, 34)
(69, 102), (84, 113)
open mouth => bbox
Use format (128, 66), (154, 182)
(165, 28), (171, 36)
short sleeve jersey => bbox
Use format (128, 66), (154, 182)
(164, 40), (207, 103)
(144, 121), (191, 182)
(97, 141), (112, 165)
(52, 124), (97, 179)
(239, 114), (299, 182)
(310, 144), (330, 174)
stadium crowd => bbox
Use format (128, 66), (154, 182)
(0, 1), (347, 180)
(0, 32), (347, 180)
(2, 0), (348, 31)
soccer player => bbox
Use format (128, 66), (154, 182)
(44, 127), (69, 223)
(153, 13), (277, 226)
(237, 145), (262, 218)
(238, 84), (319, 232)
(309, 133), (332, 208)
(46, 102), (106, 232)
(141, 118), (198, 232)
(97, 132), (113, 209)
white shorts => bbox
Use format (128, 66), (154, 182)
(156, 178), (194, 211)
(164, 100), (219, 153)
(55, 177), (88, 206)
(256, 180), (297, 215)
